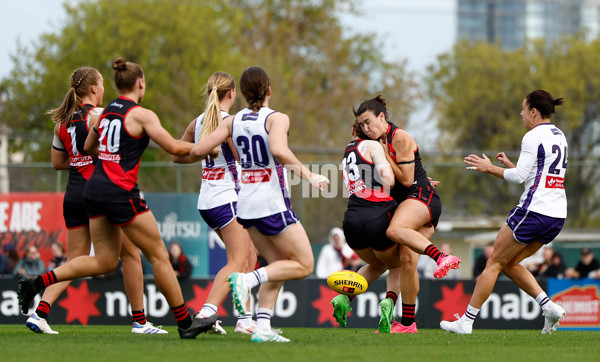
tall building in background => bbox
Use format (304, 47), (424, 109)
(458, 0), (600, 49)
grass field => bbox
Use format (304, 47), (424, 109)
(1, 325), (598, 362)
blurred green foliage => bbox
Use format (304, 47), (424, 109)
(0, 0), (417, 241)
(426, 38), (600, 226)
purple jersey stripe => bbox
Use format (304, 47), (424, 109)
(522, 144), (545, 210)
(275, 160), (292, 209)
(221, 142), (239, 190)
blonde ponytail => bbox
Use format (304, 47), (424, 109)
(200, 88), (223, 140)
(199, 72), (235, 140)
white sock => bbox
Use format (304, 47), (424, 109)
(256, 307), (272, 333)
(199, 303), (218, 317)
(237, 312), (253, 327)
(461, 304), (480, 324)
(244, 267), (269, 289)
(535, 292), (551, 311)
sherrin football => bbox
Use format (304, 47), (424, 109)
(326, 270), (368, 296)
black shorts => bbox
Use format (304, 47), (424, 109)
(343, 211), (395, 251)
(84, 184), (149, 226)
(405, 185), (442, 228)
(63, 197), (89, 229)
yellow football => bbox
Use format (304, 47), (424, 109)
(326, 270), (368, 296)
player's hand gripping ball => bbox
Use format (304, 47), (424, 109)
(326, 270), (368, 296)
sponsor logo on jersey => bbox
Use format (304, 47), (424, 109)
(241, 169), (271, 183)
(110, 102), (124, 109)
(202, 167), (226, 180)
(98, 153), (122, 162)
(347, 179), (366, 195)
(69, 155), (93, 167)
(545, 176), (564, 189)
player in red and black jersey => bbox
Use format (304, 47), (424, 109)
(352, 95), (462, 333)
(24, 67), (165, 335)
(19, 59), (215, 339)
(333, 123), (404, 331)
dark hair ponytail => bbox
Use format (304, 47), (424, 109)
(240, 67), (270, 112)
(353, 95), (389, 121)
(526, 90), (563, 119)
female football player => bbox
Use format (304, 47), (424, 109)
(190, 66), (329, 342)
(441, 90), (567, 334)
(354, 95), (461, 333)
(19, 59), (216, 339)
(173, 71), (257, 334)
(26, 66), (165, 335)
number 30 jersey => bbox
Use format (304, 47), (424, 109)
(503, 123), (568, 218)
(231, 107), (291, 219)
(93, 96), (149, 191)
(194, 110), (240, 210)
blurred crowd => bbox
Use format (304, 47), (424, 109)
(474, 243), (600, 280)
(0, 242), (67, 279)
(2, 239), (599, 281)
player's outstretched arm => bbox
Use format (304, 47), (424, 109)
(268, 112), (329, 190)
(173, 119), (197, 164)
(189, 117), (231, 161)
(135, 107), (193, 156)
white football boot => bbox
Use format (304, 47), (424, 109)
(131, 321), (169, 334)
(440, 317), (473, 334)
(542, 302), (566, 334)
(26, 312), (59, 334)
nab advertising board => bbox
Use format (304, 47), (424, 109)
(0, 278), (558, 330)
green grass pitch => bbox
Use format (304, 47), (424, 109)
(1, 325), (598, 362)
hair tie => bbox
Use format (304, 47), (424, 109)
(212, 86), (218, 90)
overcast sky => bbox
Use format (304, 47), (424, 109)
(0, 0), (457, 79)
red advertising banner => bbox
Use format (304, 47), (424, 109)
(0, 192), (66, 269)
(548, 279), (600, 330)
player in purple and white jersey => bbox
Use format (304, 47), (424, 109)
(190, 67), (329, 342)
(442, 89), (568, 335)
(174, 72), (257, 334)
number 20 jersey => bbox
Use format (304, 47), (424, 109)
(231, 107), (291, 219)
(92, 96), (149, 192)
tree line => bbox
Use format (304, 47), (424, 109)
(0, 0), (598, 240)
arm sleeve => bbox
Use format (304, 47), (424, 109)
(52, 134), (66, 151)
(503, 132), (537, 184)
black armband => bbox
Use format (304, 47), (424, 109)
(397, 160), (415, 165)
(93, 127), (99, 134)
